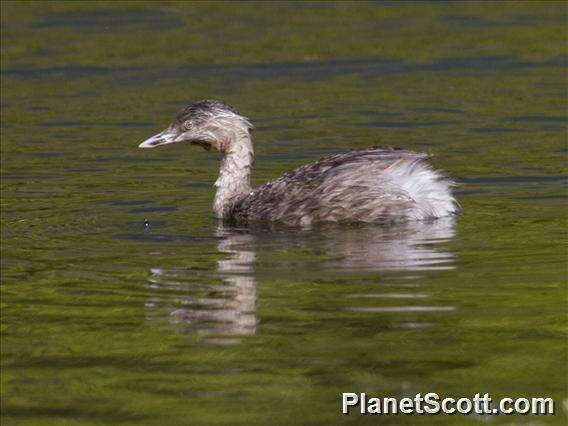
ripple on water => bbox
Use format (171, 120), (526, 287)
(31, 8), (185, 32)
(344, 293), (430, 299)
(347, 306), (457, 313)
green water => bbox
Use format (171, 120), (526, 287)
(1, 1), (567, 425)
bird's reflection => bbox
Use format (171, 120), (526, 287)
(146, 218), (456, 339)
(146, 225), (258, 339)
(320, 217), (456, 271)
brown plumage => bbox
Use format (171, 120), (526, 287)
(233, 148), (430, 225)
(139, 100), (459, 226)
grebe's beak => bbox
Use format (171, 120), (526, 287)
(138, 129), (177, 149)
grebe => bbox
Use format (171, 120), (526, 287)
(139, 100), (458, 226)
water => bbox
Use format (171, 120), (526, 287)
(1, 2), (567, 425)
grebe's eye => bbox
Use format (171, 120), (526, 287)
(183, 120), (192, 130)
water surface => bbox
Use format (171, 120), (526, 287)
(1, 2), (567, 425)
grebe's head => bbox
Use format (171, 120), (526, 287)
(139, 100), (253, 152)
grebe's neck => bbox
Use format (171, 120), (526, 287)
(213, 133), (254, 218)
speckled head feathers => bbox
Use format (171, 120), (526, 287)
(174, 100), (242, 124)
(139, 99), (253, 151)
